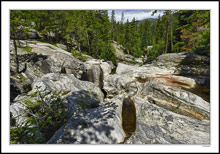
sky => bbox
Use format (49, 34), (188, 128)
(108, 10), (164, 23)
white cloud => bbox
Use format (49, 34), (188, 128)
(108, 10), (164, 23)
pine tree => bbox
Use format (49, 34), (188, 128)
(164, 11), (170, 54)
(130, 17), (142, 57)
(10, 10), (31, 73)
(124, 19), (131, 55)
(110, 10), (116, 41)
(139, 19), (152, 54)
(173, 10), (210, 55)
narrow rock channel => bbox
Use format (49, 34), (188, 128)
(120, 96), (136, 144)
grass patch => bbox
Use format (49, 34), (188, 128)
(18, 46), (37, 55)
(62, 90), (71, 96)
(18, 46), (31, 53)
(131, 60), (137, 65)
(72, 50), (88, 62)
(51, 43), (58, 47)
(139, 62), (144, 66)
(17, 73), (26, 82)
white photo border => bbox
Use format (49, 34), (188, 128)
(1, 1), (219, 153)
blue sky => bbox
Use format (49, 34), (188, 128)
(108, 10), (164, 23)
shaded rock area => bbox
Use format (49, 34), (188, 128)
(10, 73), (104, 127)
(48, 98), (126, 144)
(151, 52), (209, 74)
(10, 26), (42, 40)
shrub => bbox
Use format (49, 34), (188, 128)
(148, 40), (164, 59)
(100, 42), (117, 66)
(18, 46), (31, 53)
(10, 86), (70, 144)
(172, 42), (185, 53)
(72, 50), (88, 62)
(192, 45), (210, 56)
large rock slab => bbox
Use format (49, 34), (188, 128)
(116, 63), (174, 75)
(56, 43), (67, 51)
(139, 82), (210, 120)
(125, 97), (210, 144)
(30, 42), (84, 78)
(10, 40), (84, 80)
(10, 26), (42, 40)
(150, 52), (210, 76)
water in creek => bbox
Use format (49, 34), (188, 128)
(120, 97), (136, 144)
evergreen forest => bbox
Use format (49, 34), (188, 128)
(10, 10), (210, 65)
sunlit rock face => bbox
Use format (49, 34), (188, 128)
(81, 59), (112, 89)
(112, 41), (146, 65)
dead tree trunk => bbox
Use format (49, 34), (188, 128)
(86, 31), (91, 56)
(13, 36), (19, 73)
(170, 12), (173, 52)
(164, 18), (169, 54)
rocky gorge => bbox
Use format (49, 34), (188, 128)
(10, 39), (210, 144)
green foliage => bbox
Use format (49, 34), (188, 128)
(100, 42), (117, 65)
(10, 10), (31, 38)
(173, 10), (210, 55)
(51, 43), (58, 47)
(191, 28), (210, 56)
(71, 50), (88, 62)
(18, 46), (31, 53)
(9, 9), (210, 144)
(139, 19), (152, 52)
(17, 73), (26, 81)
(77, 100), (94, 110)
(192, 44), (210, 56)
(10, 86), (70, 144)
(139, 62), (144, 66)
(148, 40), (164, 59)
(172, 42), (185, 53)
(110, 10), (116, 40)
